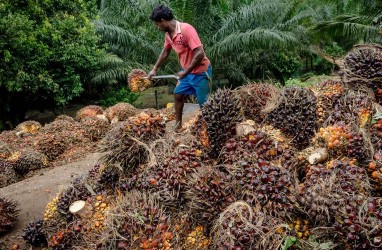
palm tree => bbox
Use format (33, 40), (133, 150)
(208, 0), (311, 84)
(312, 0), (382, 44)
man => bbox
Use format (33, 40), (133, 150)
(147, 5), (212, 133)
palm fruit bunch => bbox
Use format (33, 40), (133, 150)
(0, 197), (19, 234)
(15, 120), (42, 135)
(56, 178), (92, 221)
(0, 142), (11, 159)
(101, 113), (165, 171)
(328, 91), (373, 127)
(266, 87), (317, 149)
(44, 195), (59, 221)
(104, 191), (177, 250)
(343, 44), (382, 79)
(311, 80), (345, 125)
(334, 197), (382, 249)
(298, 160), (370, 226)
(128, 68), (152, 92)
(145, 149), (204, 211)
(234, 83), (278, 122)
(314, 124), (369, 163)
(34, 132), (71, 161)
(104, 102), (136, 123)
(0, 158), (17, 188)
(201, 88), (243, 158)
(75, 105), (104, 120)
(23, 219), (48, 247)
(235, 162), (295, 215)
(368, 151), (382, 193)
(79, 117), (110, 142)
(189, 114), (210, 148)
(7, 149), (49, 176)
(185, 166), (237, 226)
(219, 131), (282, 165)
(125, 112), (166, 141)
(212, 201), (283, 250)
(55, 114), (76, 123)
(97, 164), (122, 190)
(183, 225), (210, 250)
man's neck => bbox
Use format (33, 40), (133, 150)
(168, 20), (177, 34)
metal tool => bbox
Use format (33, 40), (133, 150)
(143, 75), (179, 80)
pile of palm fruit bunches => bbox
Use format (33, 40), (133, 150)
(0, 44), (381, 250)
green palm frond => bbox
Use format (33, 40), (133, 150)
(213, 0), (286, 40)
(315, 15), (381, 41)
(91, 66), (130, 85)
(210, 28), (299, 56)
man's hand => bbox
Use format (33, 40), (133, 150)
(177, 71), (187, 80)
(147, 68), (157, 80)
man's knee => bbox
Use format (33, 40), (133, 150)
(174, 93), (184, 102)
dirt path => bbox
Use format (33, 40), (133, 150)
(0, 152), (104, 249)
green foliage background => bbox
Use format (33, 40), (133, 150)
(0, 0), (381, 129)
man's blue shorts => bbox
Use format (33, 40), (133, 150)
(174, 64), (212, 105)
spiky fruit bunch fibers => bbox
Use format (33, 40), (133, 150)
(23, 220), (47, 247)
(16, 120), (42, 134)
(185, 166), (237, 226)
(128, 69), (151, 92)
(190, 114), (210, 148)
(212, 201), (282, 250)
(234, 83), (278, 122)
(104, 191), (176, 250)
(335, 198), (382, 249)
(105, 102), (136, 123)
(299, 161), (370, 226)
(202, 88), (243, 158)
(7, 150), (49, 176)
(314, 124), (369, 162)
(312, 80), (345, 125)
(328, 91), (373, 127)
(79, 117), (110, 142)
(0, 197), (19, 234)
(235, 162), (295, 215)
(145, 149), (204, 210)
(219, 131), (284, 166)
(97, 165), (121, 189)
(75, 105), (104, 120)
(266, 87), (317, 149)
(344, 44), (382, 79)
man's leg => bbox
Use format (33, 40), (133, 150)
(174, 93), (185, 131)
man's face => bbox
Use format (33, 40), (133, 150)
(154, 20), (168, 32)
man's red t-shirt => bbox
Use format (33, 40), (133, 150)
(164, 21), (210, 74)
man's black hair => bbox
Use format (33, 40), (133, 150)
(150, 5), (174, 22)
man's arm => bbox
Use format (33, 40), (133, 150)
(147, 47), (172, 79)
(178, 47), (204, 79)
